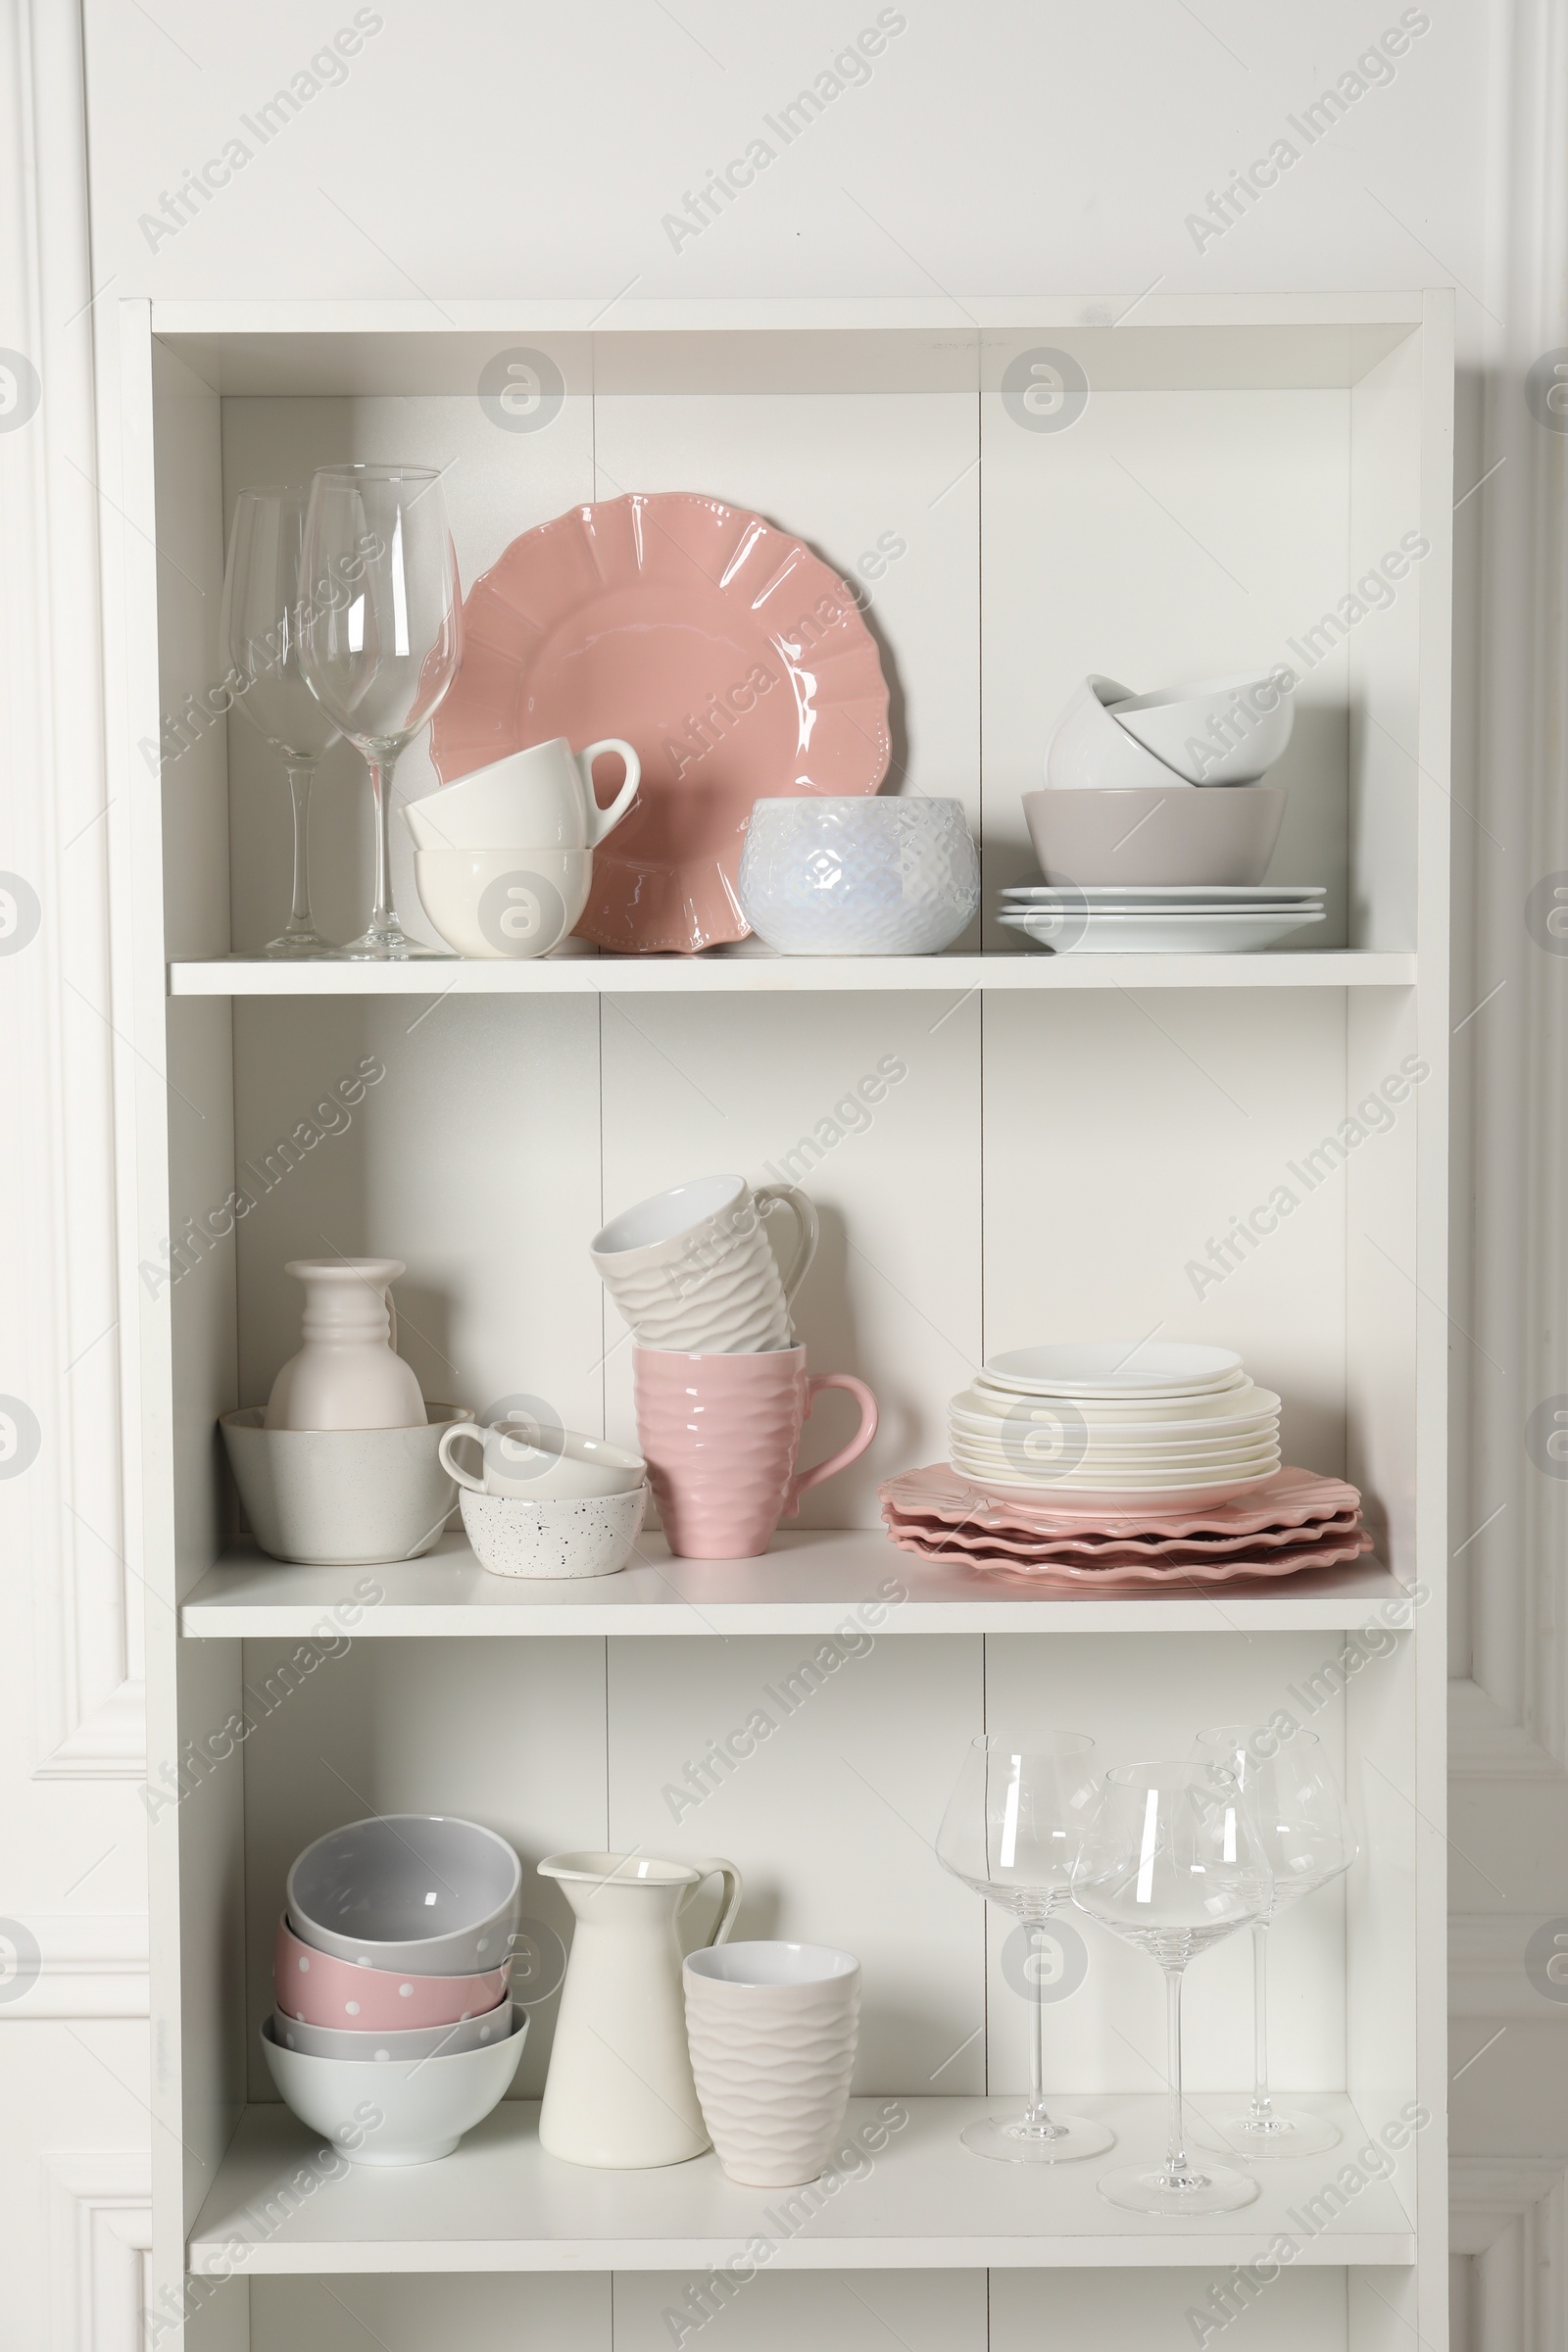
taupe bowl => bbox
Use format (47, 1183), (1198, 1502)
(1022, 787), (1286, 887)
(220, 1404), (471, 1565)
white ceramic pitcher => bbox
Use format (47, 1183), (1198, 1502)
(264, 1257), (427, 1431)
(537, 1850), (742, 2169)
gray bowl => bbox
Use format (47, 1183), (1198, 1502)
(1022, 787), (1286, 887)
(220, 1404), (472, 1565)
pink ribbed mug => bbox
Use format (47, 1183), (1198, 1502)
(633, 1345), (878, 1559)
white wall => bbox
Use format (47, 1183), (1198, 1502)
(10, 0), (1561, 2344)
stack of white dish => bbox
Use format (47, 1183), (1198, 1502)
(949, 1342), (1282, 1505)
(263, 1815), (528, 2165)
(999, 882), (1325, 956)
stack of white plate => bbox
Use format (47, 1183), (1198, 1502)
(949, 1342), (1282, 1503)
(999, 884), (1325, 955)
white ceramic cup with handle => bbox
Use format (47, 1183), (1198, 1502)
(404, 737), (641, 853)
(438, 1420), (647, 1499)
(590, 1174), (818, 1353)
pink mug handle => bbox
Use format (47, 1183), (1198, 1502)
(786, 1374), (879, 1515)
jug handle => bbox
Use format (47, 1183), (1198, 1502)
(578, 739), (642, 846)
(680, 1857), (743, 1949)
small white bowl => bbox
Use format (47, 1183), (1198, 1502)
(459, 1484), (648, 1579)
(220, 1405), (471, 1566)
(270, 1995), (514, 2062)
(738, 798), (979, 955)
(1109, 671), (1295, 785)
(1043, 677), (1191, 792)
(413, 848), (592, 959)
(442, 1419), (647, 1500)
(261, 2011), (526, 2165)
(287, 1814), (522, 1977)
(1021, 789), (1287, 887)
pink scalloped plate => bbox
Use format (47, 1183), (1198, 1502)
(881, 1518), (1376, 1589)
(428, 492), (891, 954)
(879, 1464), (1363, 1540)
(882, 1507), (1367, 1563)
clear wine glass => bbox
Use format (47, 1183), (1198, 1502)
(1071, 1761), (1272, 2214)
(935, 1730), (1114, 2163)
(220, 487), (340, 956)
(299, 462), (463, 959)
(1193, 1723), (1358, 2158)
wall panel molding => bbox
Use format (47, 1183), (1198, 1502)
(44, 2152), (153, 2352)
(1451, 2159), (1568, 2352)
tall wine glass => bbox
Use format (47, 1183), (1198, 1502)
(220, 487), (339, 956)
(1193, 1723), (1358, 2157)
(299, 463), (463, 959)
(936, 1730), (1114, 2163)
(1071, 1761), (1272, 2214)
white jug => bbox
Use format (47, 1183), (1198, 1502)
(537, 1850), (742, 2168)
(403, 737), (641, 854)
(264, 1257), (427, 1431)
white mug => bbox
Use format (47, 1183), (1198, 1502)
(590, 1175), (818, 1353)
(404, 737), (641, 854)
(438, 1419), (647, 1500)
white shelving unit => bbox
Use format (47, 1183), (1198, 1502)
(114, 293), (1451, 2352)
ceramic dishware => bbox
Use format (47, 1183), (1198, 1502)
(634, 1344), (878, 1559)
(412, 848), (593, 959)
(428, 492), (891, 952)
(261, 2008), (526, 2165)
(684, 1941), (860, 2186)
(220, 1404), (469, 1565)
(738, 797), (980, 955)
(1021, 787), (1287, 887)
(1002, 906), (1323, 955)
(592, 1174), (818, 1353)
(458, 1484), (648, 1579)
(439, 1419), (645, 1499)
(981, 1343), (1244, 1393)
(1043, 675), (1190, 792)
(286, 1814), (522, 1976)
(270, 1995), (514, 2062)
(1110, 670), (1295, 785)
(404, 735), (640, 853)
(265, 1257), (425, 1431)
(272, 1916), (510, 2031)
(538, 1851), (742, 2168)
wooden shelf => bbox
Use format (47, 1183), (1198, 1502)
(179, 1529), (1411, 1639)
(187, 2095), (1414, 2276)
(168, 950), (1416, 998)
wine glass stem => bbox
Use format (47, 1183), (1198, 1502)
(1164, 1964), (1192, 2180)
(366, 750), (397, 937)
(1023, 1921), (1055, 2131)
(1250, 1920), (1273, 2122)
(284, 764), (318, 937)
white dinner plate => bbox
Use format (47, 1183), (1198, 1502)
(954, 1383), (1280, 1430)
(1000, 909), (1326, 955)
(948, 1412), (1280, 1457)
(1001, 884), (1325, 904)
(951, 1436), (1281, 1474)
(980, 1344), (1243, 1395)
(943, 1464), (1284, 1507)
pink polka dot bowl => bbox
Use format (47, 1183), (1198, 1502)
(272, 1914), (511, 2032)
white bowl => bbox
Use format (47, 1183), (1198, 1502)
(1043, 677), (1192, 792)
(980, 1344), (1244, 1395)
(287, 1814), (522, 1976)
(446, 1419), (647, 1499)
(1109, 671), (1295, 786)
(737, 798), (979, 956)
(459, 1484), (648, 1579)
(413, 848), (591, 959)
(261, 2011), (526, 2165)
(1021, 787), (1288, 887)
(270, 1995), (514, 2062)
(220, 1405), (470, 1565)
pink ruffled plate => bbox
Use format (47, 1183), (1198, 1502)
(880, 1463), (1363, 1540)
(881, 1517), (1376, 1589)
(429, 492), (891, 954)
(881, 1505), (1363, 1559)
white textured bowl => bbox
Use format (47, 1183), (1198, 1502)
(1043, 676), (1192, 792)
(1022, 787), (1287, 887)
(270, 1995), (514, 2061)
(220, 1405), (470, 1566)
(287, 1814), (522, 1976)
(413, 849), (591, 959)
(738, 798), (979, 956)
(261, 2011), (526, 2165)
(1110, 671), (1295, 785)
(685, 1942), (860, 2186)
(459, 1484), (648, 1579)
